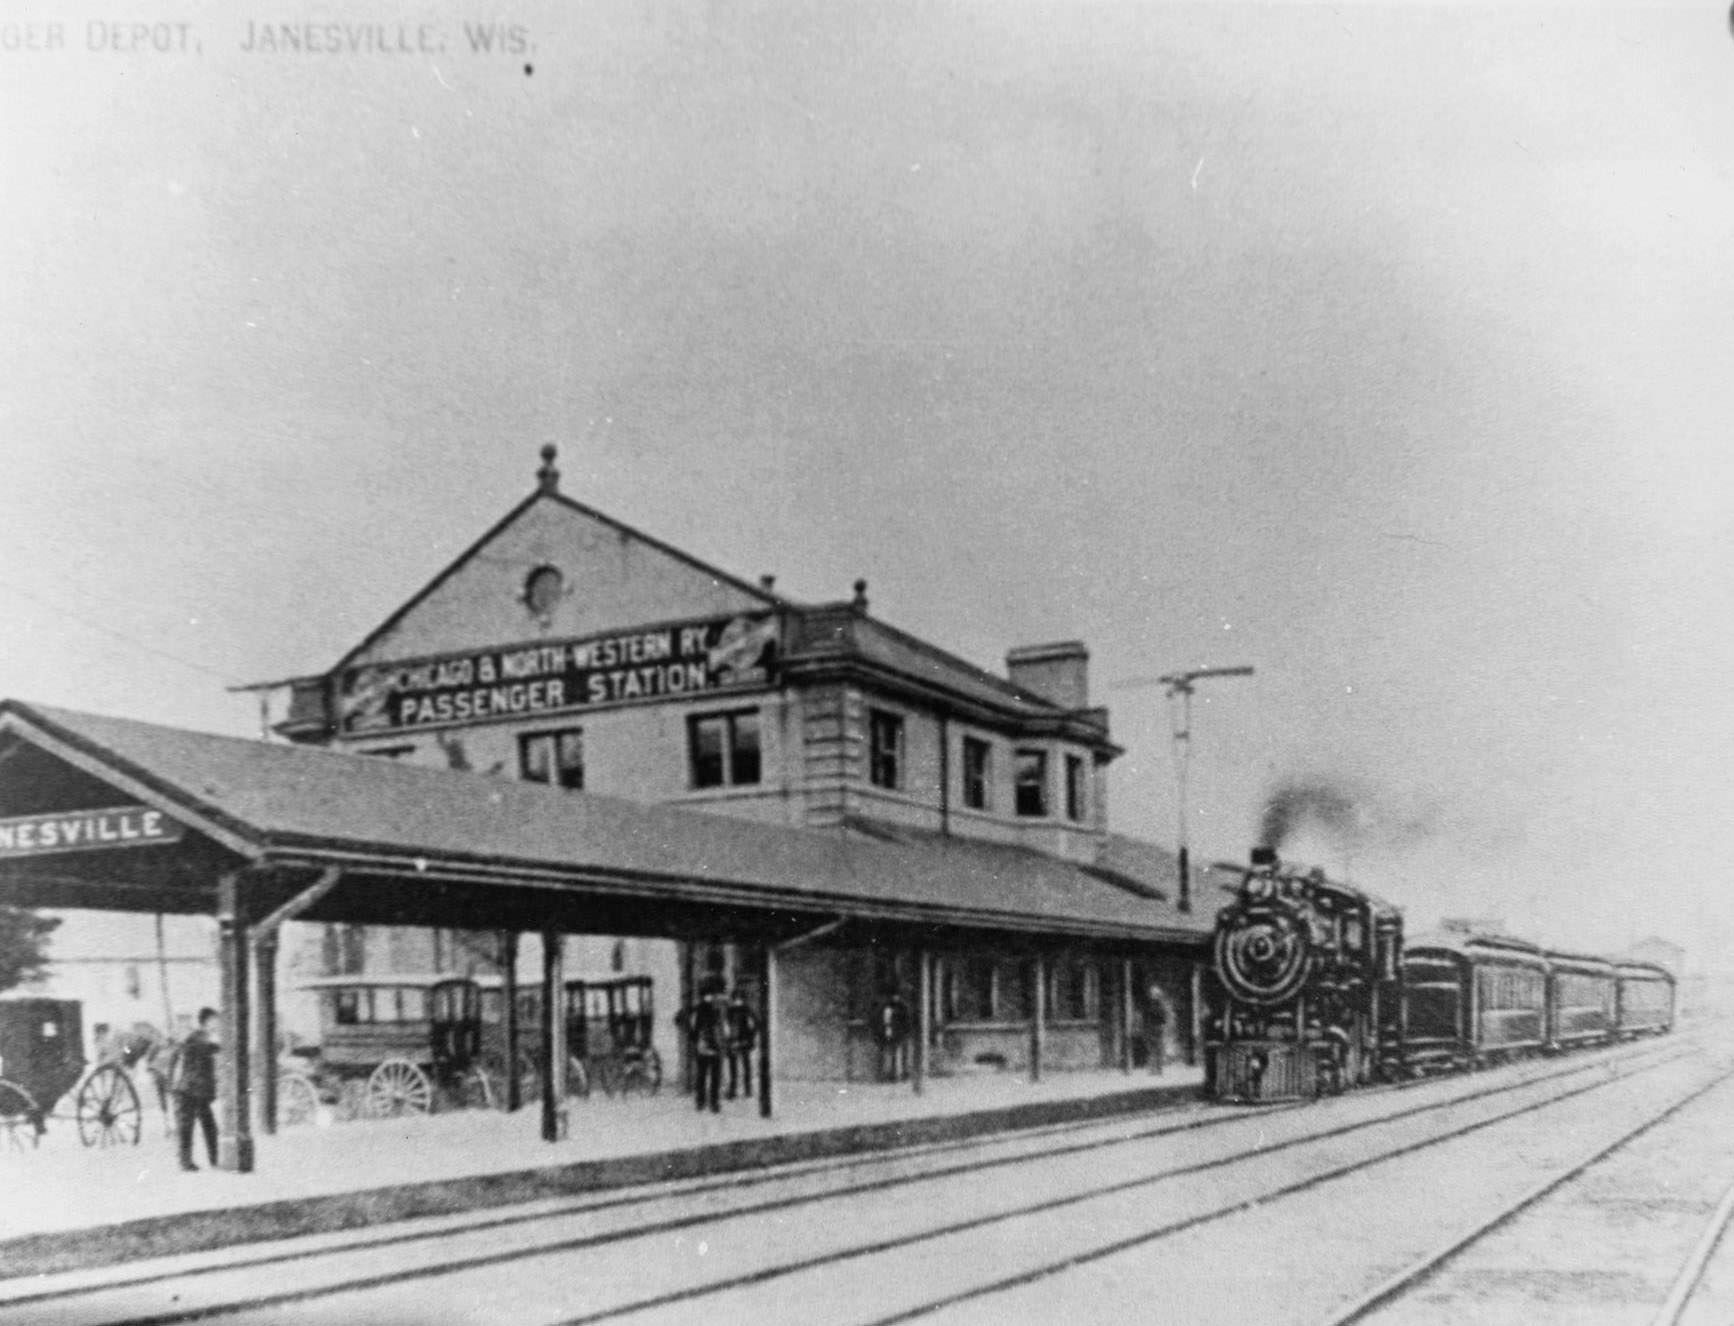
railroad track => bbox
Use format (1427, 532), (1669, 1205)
(1652, 1170), (1734, 1326)
(0, 1035), (1704, 1325)
(1321, 1052), (1734, 1326)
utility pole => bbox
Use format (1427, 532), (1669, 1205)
(1157, 666), (1254, 913)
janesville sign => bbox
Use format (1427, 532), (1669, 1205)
(0, 806), (185, 858)
(339, 612), (779, 735)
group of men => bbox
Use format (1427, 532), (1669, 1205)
(680, 980), (759, 1113)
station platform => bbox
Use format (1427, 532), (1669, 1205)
(0, 1063), (1201, 1277)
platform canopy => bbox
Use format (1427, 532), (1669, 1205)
(0, 701), (1208, 950)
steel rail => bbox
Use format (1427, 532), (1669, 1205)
(0, 1039), (1688, 1325)
(1649, 1168), (1734, 1326)
(548, 1042), (1700, 1326)
(843, 1044), (1709, 1326)
(1319, 1058), (1734, 1326)
(0, 1093), (1271, 1313)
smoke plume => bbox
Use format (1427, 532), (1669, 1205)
(1259, 774), (1437, 858)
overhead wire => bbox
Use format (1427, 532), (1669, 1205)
(0, 573), (246, 688)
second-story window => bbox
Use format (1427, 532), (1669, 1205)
(690, 710), (762, 789)
(962, 737), (991, 810)
(869, 709), (904, 790)
(1065, 754), (1087, 822)
(520, 728), (585, 790)
(1015, 749), (1048, 817)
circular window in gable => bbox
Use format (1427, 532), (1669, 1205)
(523, 565), (565, 617)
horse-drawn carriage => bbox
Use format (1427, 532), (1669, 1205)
(0, 997), (144, 1150)
(285, 971), (662, 1122)
(467, 971), (663, 1101)
(565, 973), (662, 1098)
(285, 975), (496, 1120)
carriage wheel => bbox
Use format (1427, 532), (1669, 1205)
(277, 1071), (321, 1127)
(0, 1080), (42, 1151)
(476, 1051), (539, 1109)
(460, 1065), (496, 1112)
(77, 1064), (142, 1148)
(594, 1056), (621, 1098)
(515, 1048), (544, 1104)
(335, 1078), (369, 1122)
(365, 1059), (433, 1118)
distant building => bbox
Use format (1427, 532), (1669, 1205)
(1621, 936), (1684, 973)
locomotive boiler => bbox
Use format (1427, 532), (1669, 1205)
(1205, 848), (1405, 1103)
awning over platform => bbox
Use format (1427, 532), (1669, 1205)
(0, 701), (1210, 947)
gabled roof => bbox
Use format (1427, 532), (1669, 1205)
(0, 701), (1203, 945)
(327, 487), (782, 679)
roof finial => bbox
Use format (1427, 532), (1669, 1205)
(537, 444), (560, 495)
(852, 578), (869, 613)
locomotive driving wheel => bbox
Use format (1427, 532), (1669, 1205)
(76, 1064), (142, 1147)
(365, 1058), (433, 1118)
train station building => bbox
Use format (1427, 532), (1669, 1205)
(0, 448), (1215, 1171)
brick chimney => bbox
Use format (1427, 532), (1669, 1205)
(1005, 641), (1089, 709)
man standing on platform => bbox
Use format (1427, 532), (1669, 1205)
(689, 979), (726, 1113)
(725, 985), (759, 1101)
(876, 989), (911, 1082)
(1145, 985), (1167, 1076)
(170, 1007), (220, 1171)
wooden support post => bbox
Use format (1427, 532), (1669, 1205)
(758, 943), (775, 1119)
(540, 932), (567, 1142)
(502, 932), (521, 1113)
(1030, 954), (1046, 1084)
(912, 949), (929, 1096)
(679, 942), (695, 1096)
(217, 872), (254, 1173)
(1189, 961), (1204, 1068)
(253, 931), (279, 1134)
(1121, 958), (1135, 1074)
(243, 866), (341, 1141)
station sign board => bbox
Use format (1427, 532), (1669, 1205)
(0, 806), (185, 859)
(337, 611), (779, 736)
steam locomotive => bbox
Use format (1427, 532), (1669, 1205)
(1204, 848), (1676, 1103)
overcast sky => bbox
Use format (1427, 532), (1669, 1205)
(2, 0), (1729, 959)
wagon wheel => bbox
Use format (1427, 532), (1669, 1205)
(77, 1064), (142, 1148)
(594, 1055), (621, 1099)
(475, 1050), (534, 1109)
(365, 1059), (433, 1118)
(565, 1054), (589, 1100)
(0, 1080), (42, 1151)
(459, 1064), (496, 1112)
(277, 1071), (321, 1127)
(336, 1078), (370, 1122)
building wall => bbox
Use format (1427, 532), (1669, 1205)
(777, 945), (853, 1081)
(29, 911), (218, 1058)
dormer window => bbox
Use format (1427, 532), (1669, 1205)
(1014, 749), (1048, 817)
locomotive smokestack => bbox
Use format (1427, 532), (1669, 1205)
(1250, 846), (1278, 868)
